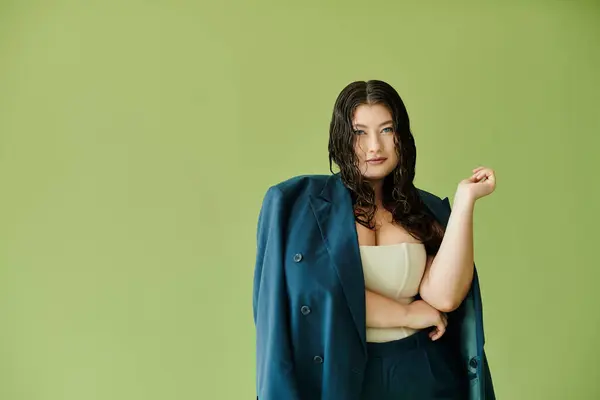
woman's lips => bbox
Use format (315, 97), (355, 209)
(366, 158), (387, 165)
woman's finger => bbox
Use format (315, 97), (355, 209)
(433, 326), (445, 341)
(478, 168), (496, 181)
(476, 169), (490, 180)
(432, 323), (446, 341)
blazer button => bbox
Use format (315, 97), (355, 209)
(313, 355), (323, 364)
(300, 305), (311, 315)
(469, 357), (478, 369)
(293, 253), (303, 262)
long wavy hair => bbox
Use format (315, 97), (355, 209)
(328, 80), (444, 254)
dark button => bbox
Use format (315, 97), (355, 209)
(293, 253), (303, 262)
(351, 367), (362, 375)
(300, 305), (311, 315)
(313, 355), (323, 364)
(469, 357), (478, 369)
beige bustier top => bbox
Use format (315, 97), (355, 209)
(360, 242), (427, 343)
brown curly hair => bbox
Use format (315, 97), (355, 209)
(328, 80), (444, 255)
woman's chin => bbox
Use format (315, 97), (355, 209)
(361, 172), (390, 181)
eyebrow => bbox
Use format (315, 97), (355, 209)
(353, 120), (394, 129)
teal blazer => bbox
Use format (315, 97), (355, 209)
(253, 173), (495, 399)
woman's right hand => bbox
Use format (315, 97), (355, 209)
(406, 300), (448, 341)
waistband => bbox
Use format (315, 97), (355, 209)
(366, 329), (433, 357)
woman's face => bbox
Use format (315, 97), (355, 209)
(352, 103), (399, 181)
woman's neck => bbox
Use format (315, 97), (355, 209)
(368, 179), (384, 208)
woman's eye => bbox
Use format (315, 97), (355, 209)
(382, 127), (393, 133)
(353, 130), (365, 135)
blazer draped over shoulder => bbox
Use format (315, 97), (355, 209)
(253, 173), (495, 400)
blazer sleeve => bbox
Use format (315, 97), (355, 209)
(252, 186), (301, 400)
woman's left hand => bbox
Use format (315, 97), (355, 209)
(456, 166), (496, 201)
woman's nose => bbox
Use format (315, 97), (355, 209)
(367, 134), (382, 151)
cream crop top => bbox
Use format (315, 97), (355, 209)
(360, 242), (427, 343)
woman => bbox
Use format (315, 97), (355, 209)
(253, 80), (496, 400)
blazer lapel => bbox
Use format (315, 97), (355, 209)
(309, 173), (367, 356)
(420, 194), (451, 228)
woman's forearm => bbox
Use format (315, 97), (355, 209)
(365, 289), (411, 328)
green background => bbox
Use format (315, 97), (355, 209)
(1, 1), (598, 399)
